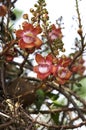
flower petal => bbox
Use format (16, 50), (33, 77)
(33, 66), (40, 73)
(33, 66), (50, 79)
(34, 37), (42, 47)
(37, 72), (50, 79)
(56, 77), (66, 85)
(62, 58), (71, 67)
(33, 25), (42, 35)
(46, 54), (53, 63)
(18, 39), (35, 49)
(51, 65), (57, 75)
(48, 24), (62, 40)
(35, 54), (45, 64)
(16, 30), (23, 38)
(64, 71), (72, 80)
(23, 33), (35, 43)
(51, 24), (56, 30)
(22, 21), (33, 31)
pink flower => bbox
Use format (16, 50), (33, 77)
(56, 67), (72, 84)
(54, 56), (72, 84)
(16, 21), (42, 49)
(48, 24), (62, 41)
(33, 54), (57, 79)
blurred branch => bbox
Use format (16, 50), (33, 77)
(0, 63), (7, 96)
(0, 112), (11, 119)
(47, 81), (86, 121)
(71, 75), (86, 82)
(29, 107), (86, 114)
(0, 120), (13, 129)
(20, 107), (86, 130)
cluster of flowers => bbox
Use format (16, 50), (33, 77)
(15, 21), (85, 84)
(0, 0), (85, 85)
(15, 21), (71, 84)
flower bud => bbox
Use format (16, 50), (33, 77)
(34, 4), (38, 7)
(42, 2), (46, 6)
(31, 17), (36, 22)
(30, 8), (34, 13)
(62, 48), (65, 52)
(23, 14), (29, 19)
(77, 28), (82, 36)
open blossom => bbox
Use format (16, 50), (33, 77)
(16, 21), (42, 50)
(33, 54), (57, 79)
(56, 67), (72, 84)
(55, 56), (72, 84)
(48, 24), (63, 41)
(33, 54), (72, 83)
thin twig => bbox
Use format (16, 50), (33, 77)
(0, 120), (13, 129)
(0, 112), (11, 119)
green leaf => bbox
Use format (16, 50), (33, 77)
(75, 82), (82, 87)
(13, 9), (23, 20)
(76, 78), (86, 98)
(51, 112), (59, 125)
(73, 78), (86, 99)
(52, 100), (65, 107)
(47, 92), (59, 101)
(35, 89), (45, 110)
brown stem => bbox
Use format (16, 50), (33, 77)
(18, 53), (29, 76)
(0, 120), (13, 129)
(1, 63), (7, 96)
(29, 107), (86, 114)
